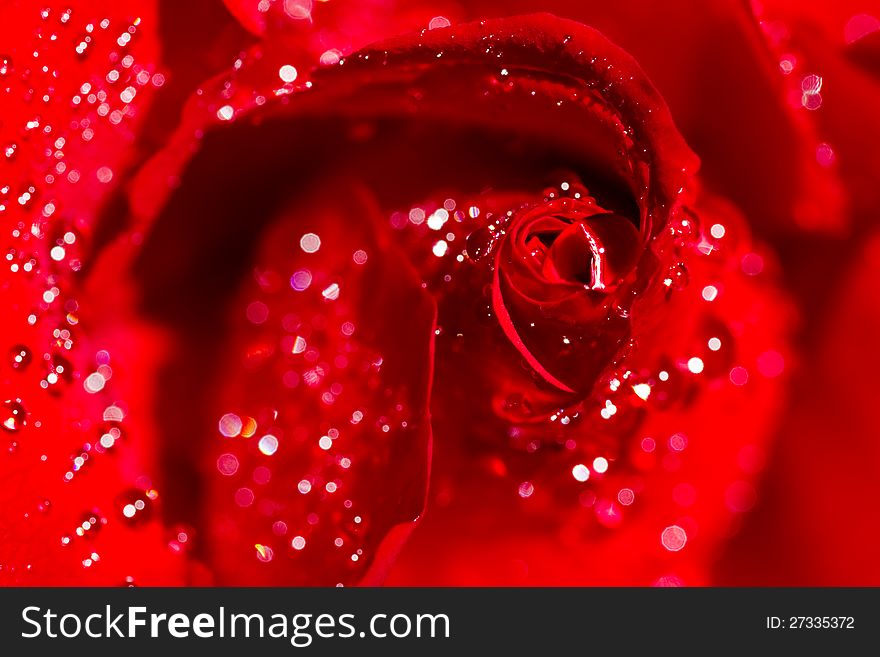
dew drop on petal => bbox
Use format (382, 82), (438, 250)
(235, 487), (255, 507)
(632, 383), (652, 400)
(300, 233), (321, 253)
(84, 372), (106, 393)
(429, 16), (451, 30)
(320, 49), (342, 66)
(258, 434), (279, 456)
(801, 92), (823, 110)
(219, 413), (243, 437)
(571, 464), (590, 482)
(801, 74), (823, 94)
(779, 55), (796, 75)
(291, 269), (312, 291)
(668, 433), (688, 452)
(816, 142), (836, 167)
(427, 209), (449, 230)
(518, 481), (534, 498)
(2, 399), (27, 432)
(96, 167), (113, 183)
(661, 525), (688, 552)
(284, 0), (313, 20)
(278, 65), (298, 83)
(217, 453), (240, 475)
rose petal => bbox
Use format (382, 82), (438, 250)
(0, 1), (193, 585)
(717, 231), (880, 584)
(120, 122), (437, 583)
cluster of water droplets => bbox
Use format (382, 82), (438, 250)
(382, 171), (787, 569)
(1, 6), (167, 581)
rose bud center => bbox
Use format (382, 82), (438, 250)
(525, 211), (641, 290)
(492, 195), (644, 394)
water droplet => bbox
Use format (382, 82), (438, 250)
(1, 399), (27, 432)
(429, 16), (451, 30)
(278, 65), (298, 83)
(661, 525), (688, 551)
(300, 232), (321, 253)
(258, 434), (278, 456)
(664, 262), (689, 293)
(572, 464), (590, 482)
(284, 0), (313, 20)
(218, 413), (242, 437)
(0, 55), (11, 76)
(217, 453), (239, 476)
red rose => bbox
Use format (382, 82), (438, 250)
(1, 1), (878, 586)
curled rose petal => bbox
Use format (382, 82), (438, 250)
(121, 172), (435, 585)
(492, 196), (643, 394)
